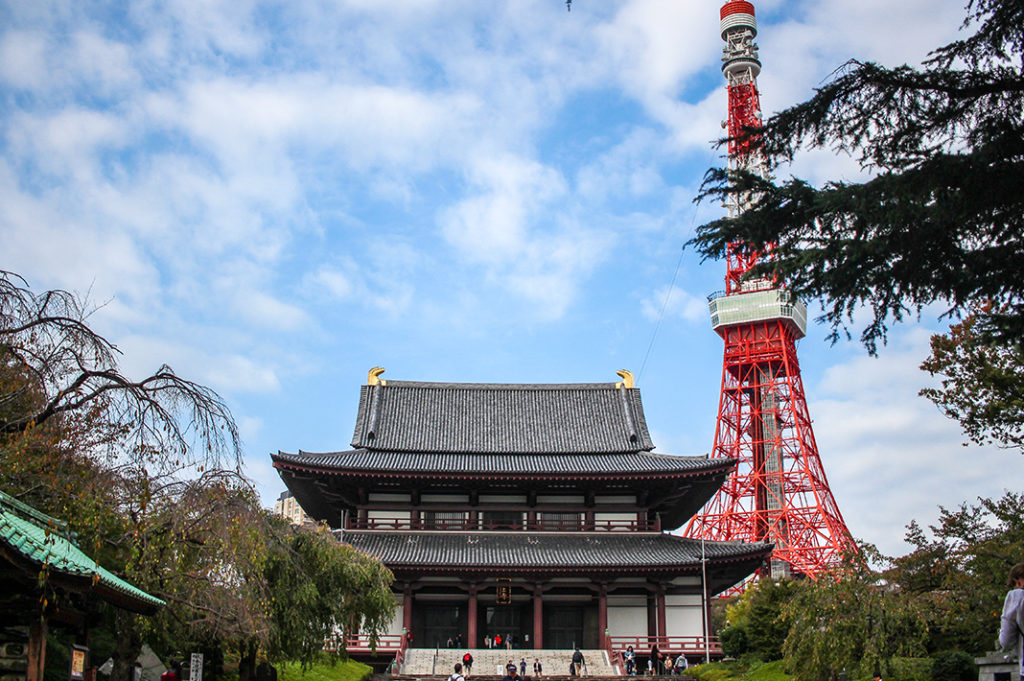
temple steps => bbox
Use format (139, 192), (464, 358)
(392, 677), (696, 681)
(401, 649), (618, 677)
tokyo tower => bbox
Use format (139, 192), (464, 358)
(683, 1), (853, 579)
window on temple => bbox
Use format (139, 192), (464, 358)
(421, 510), (467, 530)
(538, 511), (583, 530)
(480, 510), (525, 530)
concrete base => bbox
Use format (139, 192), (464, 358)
(975, 651), (1018, 681)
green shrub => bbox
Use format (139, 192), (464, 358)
(689, 659), (792, 681)
(888, 657), (933, 681)
(278, 659), (373, 681)
(720, 625), (750, 658)
(930, 652), (976, 681)
(691, 659), (748, 681)
(744, 660), (792, 681)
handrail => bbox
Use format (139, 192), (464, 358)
(347, 517), (658, 532)
(604, 631), (624, 675)
(608, 635), (722, 656)
(337, 633), (405, 652)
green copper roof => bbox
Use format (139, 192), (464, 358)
(0, 490), (165, 612)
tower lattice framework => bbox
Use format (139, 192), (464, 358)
(683, 1), (853, 580)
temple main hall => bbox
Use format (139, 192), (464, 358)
(273, 369), (769, 657)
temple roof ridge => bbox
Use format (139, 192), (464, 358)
(351, 377), (656, 454)
(381, 379), (623, 390)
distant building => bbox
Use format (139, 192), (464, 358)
(273, 369), (771, 654)
(274, 490), (311, 525)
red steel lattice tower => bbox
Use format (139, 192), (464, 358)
(683, 1), (853, 580)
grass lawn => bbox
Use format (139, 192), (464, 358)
(277, 658), (374, 681)
(691, 659), (792, 681)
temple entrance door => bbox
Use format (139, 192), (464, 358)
(485, 604), (528, 648)
(544, 605), (585, 650)
(419, 604), (464, 649)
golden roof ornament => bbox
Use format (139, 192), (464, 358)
(368, 366), (387, 386)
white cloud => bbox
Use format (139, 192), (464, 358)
(69, 30), (141, 95)
(115, 333), (281, 395)
(597, 0), (719, 114)
(810, 327), (1011, 556)
(641, 284), (707, 324)
(441, 155), (567, 263)
(0, 31), (49, 89)
(309, 266), (354, 300)
(234, 290), (309, 331)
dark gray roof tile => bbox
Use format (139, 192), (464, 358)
(342, 530), (769, 570)
(351, 381), (654, 453)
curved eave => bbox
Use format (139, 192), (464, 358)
(0, 542), (163, 616)
(273, 451), (736, 530)
(339, 530), (770, 596)
(272, 450), (737, 483)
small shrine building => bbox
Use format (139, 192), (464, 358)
(273, 370), (770, 654)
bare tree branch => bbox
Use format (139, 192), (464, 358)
(0, 270), (240, 470)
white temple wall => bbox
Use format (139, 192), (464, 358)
(607, 604), (647, 637)
(387, 602), (405, 635)
(665, 594), (704, 638)
(368, 509), (410, 521)
(594, 512), (636, 523)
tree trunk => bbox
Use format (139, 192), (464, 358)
(238, 640), (258, 681)
(110, 611), (143, 681)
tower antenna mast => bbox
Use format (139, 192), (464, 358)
(683, 1), (854, 582)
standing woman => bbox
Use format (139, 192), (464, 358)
(999, 563), (1024, 681)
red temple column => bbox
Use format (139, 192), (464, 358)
(403, 584), (413, 643)
(656, 587), (667, 640)
(597, 584), (608, 646)
(533, 585), (544, 649)
(468, 584), (478, 648)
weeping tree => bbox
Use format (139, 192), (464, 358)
(0, 270), (240, 467)
(1, 271), (396, 680)
(688, 0), (1024, 451)
(0, 270), (246, 678)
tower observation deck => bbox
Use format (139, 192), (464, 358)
(683, 1), (853, 581)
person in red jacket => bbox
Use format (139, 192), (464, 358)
(160, 660), (182, 681)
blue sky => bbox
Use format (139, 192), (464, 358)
(0, 0), (1011, 557)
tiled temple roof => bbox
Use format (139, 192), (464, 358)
(0, 490), (164, 614)
(341, 530), (771, 594)
(351, 381), (654, 454)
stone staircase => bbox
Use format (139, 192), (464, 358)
(401, 649), (618, 677)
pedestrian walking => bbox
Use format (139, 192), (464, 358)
(999, 562), (1024, 681)
(572, 649), (586, 677)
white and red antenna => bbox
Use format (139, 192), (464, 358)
(683, 1), (855, 582)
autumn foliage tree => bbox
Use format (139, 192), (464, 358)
(920, 306), (1024, 451)
(0, 270), (394, 680)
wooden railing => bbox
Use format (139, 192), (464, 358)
(607, 635), (722, 657)
(327, 633), (405, 653)
(346, 517), (659, 532)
